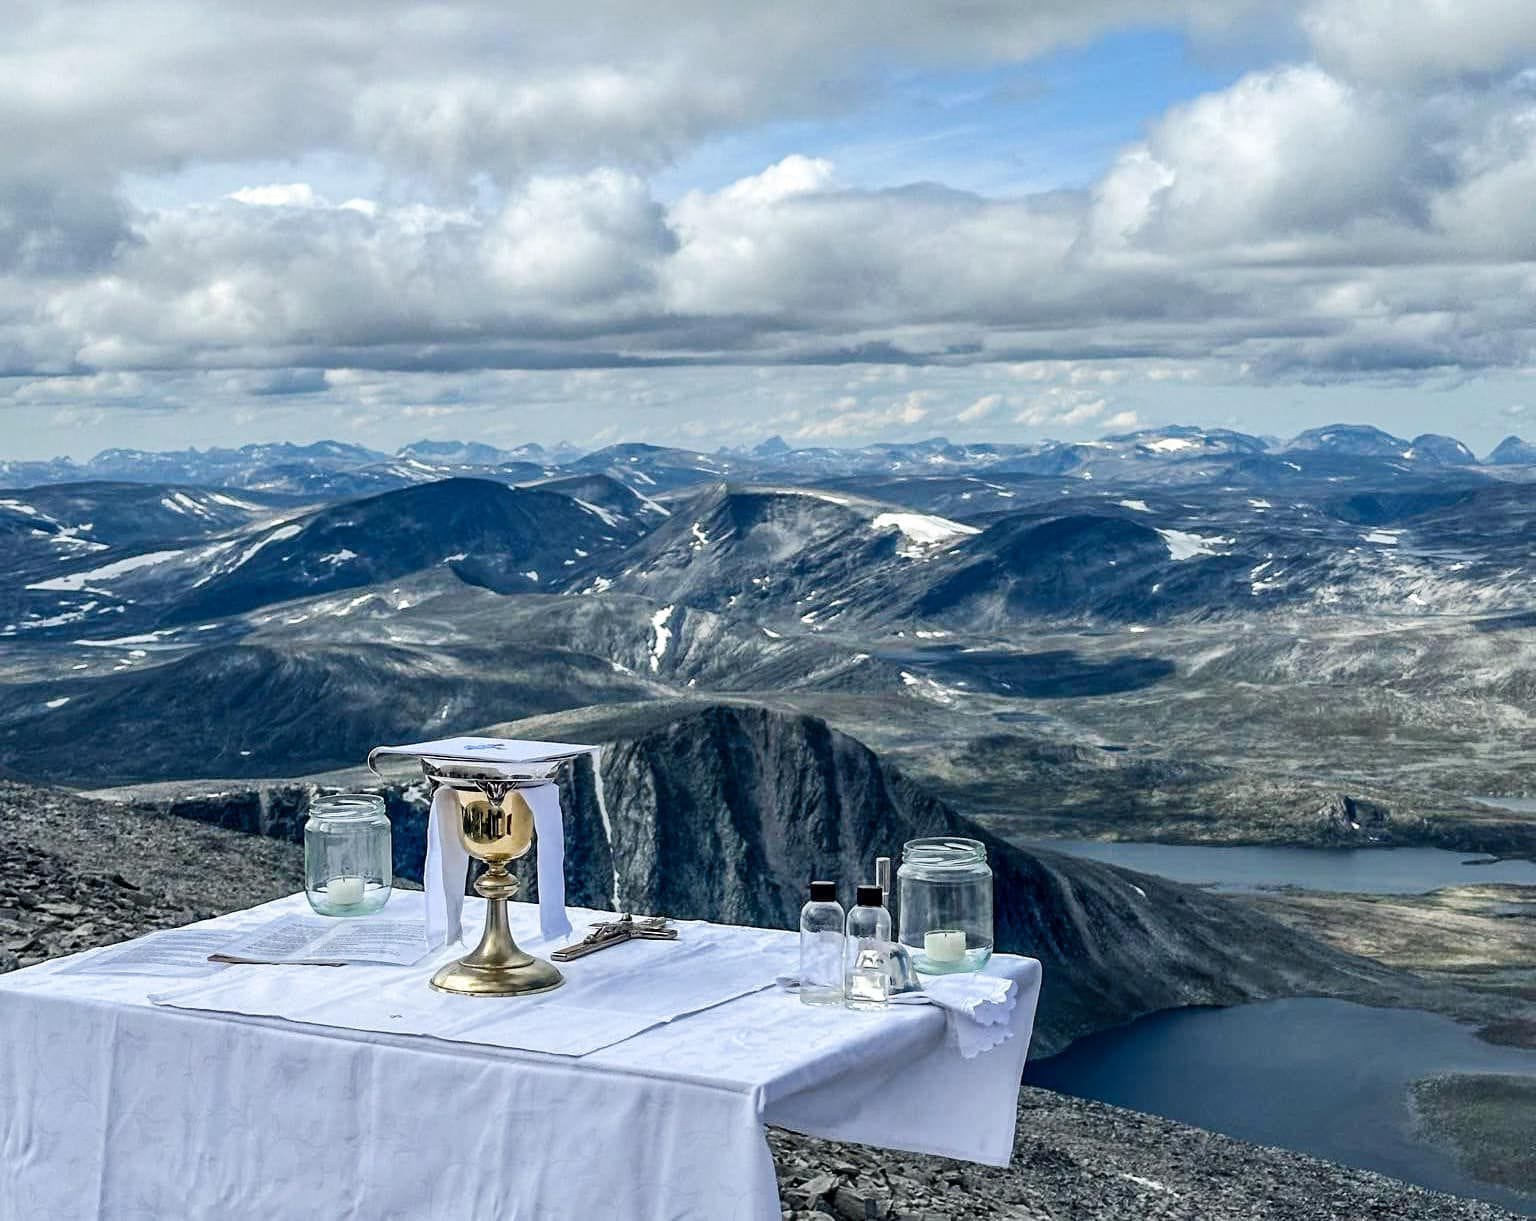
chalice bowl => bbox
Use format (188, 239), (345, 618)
(424, 760), (564, 997)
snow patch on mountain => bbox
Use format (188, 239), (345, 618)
(573, 498), (621, 528)
(231, 524), (301, 570)
(649, 604), (675, 671)
(27, 549), (187, 591)
(871, 511), (980, 558)
(1157, 530), (1231, 562)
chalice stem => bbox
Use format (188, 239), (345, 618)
(460, 866), (531, 970)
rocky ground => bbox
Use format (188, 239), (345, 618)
(1, 778), (1527, 1220)
(0, 778), (304, 971)
(771, 1096), (1530, 1221)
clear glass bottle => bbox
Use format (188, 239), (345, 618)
(798, 880), (845, 1006)
(304, 793), (392, 917)
(898, 837), (994, 974)
(843, 885), (893, 1010)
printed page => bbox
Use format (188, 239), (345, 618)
(310, 918), (432, 965)
(59, 928), (232, 978)
(212, 915), (429, 966)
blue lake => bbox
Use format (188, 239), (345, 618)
(1029, 839), (1536, 894)
(1026, 998), (1536, 1215)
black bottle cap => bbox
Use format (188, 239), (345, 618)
(855, 884), (883, 907)
(809, 880), (837, 903)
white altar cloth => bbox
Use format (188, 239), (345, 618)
(0, 892), (1042, 1221)
(152, 900), (796, 1057)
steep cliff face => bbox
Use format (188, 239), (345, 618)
(506, 702), (1404, 1051)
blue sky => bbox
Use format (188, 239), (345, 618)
(651, 30), (1252, 200)
(3, 1), (1536, 458)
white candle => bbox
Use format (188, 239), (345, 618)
(327, 876), (365, 906)
(925, 930), (967, 962)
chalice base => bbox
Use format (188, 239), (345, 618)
(430, 953), (563, 997)
(429, 888), (565, 997)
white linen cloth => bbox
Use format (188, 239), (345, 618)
(152, 906), (794, 1057)
(779, 967), (1019, 1059)
(424, 780), (572, 947)
(0, 891), (1042, 1221)
(370, 735), (597, 948)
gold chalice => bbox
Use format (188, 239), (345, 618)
(424, 761), (564, 997)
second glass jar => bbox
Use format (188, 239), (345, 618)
(897, 837), (993, 973)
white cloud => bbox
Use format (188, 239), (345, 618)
(1092, 65), (1411, 251)
(795, 390), (931, 439)
(4, 0), (1536, 446)
(227, 184), (322, 208)
(957, 393), (1002, 423)
(1013, 390), (1109, 428)
(0, 2), (1268, 189)
(1303, 0), (1536, 85)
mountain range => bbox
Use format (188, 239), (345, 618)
(6, 423), (1536, 497)
(2, 421), (1534, 863)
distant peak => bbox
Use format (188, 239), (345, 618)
(1489, 435), (1536, 464)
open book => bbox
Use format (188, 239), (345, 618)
(210, 915), (432, 967)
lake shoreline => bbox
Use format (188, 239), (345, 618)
(1027, 998), (1536, 1215)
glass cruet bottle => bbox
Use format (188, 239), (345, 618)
(843, 885), (893, 1010)
(798, 880), (845, 1006)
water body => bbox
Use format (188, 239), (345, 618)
(1031, 839), (1536, 894)
(875, 644), (1175, 697)
(1476, 795), (1536, 815)
(1026, 999), (1536, 1215)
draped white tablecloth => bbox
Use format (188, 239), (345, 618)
(0, 891), (1042, 1221)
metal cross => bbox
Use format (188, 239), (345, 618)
(551, 914), (677, 961)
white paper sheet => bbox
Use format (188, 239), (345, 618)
(211, 915), (432, 966)
(58, 928), (232, 978)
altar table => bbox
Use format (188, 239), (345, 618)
(0, 892), (1041, 1221)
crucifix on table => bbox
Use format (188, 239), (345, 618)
(551, 915), (678, 961)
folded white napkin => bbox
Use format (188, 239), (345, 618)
(424, 781), (572, 948)
(893, 972), (1017, 1058)
(775, 968), (1017, 1059)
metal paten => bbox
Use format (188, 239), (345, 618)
(421, 757), (565, 997)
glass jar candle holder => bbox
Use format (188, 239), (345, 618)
(897, 837), (993, 974)
(304, 793), (392, 917)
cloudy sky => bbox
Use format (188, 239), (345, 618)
(5, 0), (1536, 458)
